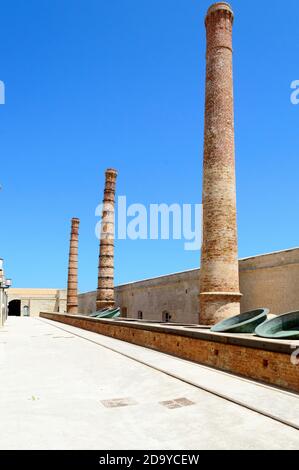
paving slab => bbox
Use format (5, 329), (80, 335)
(0, 317), (299, 450)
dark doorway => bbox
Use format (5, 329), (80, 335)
(8, 299), (21, 316)
(162, 311), (172, 323)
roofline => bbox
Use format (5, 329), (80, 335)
(116, 267), (199, 288)
(116, 247), (299, 288)
(238, 247), (299, 262)
(78, 247), (299, 294)
(8, 288), (66, 292)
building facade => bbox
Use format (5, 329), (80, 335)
(7, 288), (66, 317)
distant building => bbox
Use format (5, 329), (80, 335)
(7, 289), (66, 317)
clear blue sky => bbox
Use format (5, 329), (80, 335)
(0, 0), (298, 292)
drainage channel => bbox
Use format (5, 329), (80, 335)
(38, 317), (299, 432)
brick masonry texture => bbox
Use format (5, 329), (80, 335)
(96, 168), (118, 311)
(200, 3), (241, 325)
(40, 312), (299, 394)
(66, 218), (80, 314)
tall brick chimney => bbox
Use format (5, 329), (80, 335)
(199, 3), (242, 325)
(96, 169), (118, 311)
(66, 217), (80, 314)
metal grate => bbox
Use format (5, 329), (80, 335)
(160, 397), (195, 409)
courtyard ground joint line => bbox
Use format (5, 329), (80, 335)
(38, 317), (299, 432)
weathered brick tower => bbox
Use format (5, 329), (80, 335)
(66, 217), (80, 314)
(199, 3), (241, 325)
(96, 169), (118, 311)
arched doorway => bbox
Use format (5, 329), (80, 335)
(8, 299), (21, 316)
(162, 311), (172, 323)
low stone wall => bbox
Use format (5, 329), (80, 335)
(40, 312), (299, 394)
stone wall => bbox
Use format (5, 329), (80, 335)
(78, 291), (97, 315)
(78, 248), (299, 321)
(239, 249), (299, 315)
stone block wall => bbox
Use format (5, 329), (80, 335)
(78, 248), (299, 321)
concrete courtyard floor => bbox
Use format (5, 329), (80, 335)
(0, 316), (299, 450)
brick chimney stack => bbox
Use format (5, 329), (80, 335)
(66, 217), (80, 314)
(199, 3), (242, 325)
(96, 169), (118, 311)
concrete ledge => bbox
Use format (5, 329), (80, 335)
(40, 312), (299, 393)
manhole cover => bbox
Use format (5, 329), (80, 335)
(160, 397), (195, 409)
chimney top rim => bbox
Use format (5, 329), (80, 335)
(206, 2), (234, 19)
(105, 168), (118, 175)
